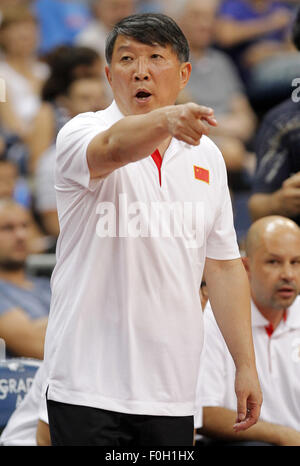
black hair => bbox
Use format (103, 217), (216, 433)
(105, 13), (190, 64)
(292, 7), (300, 51)
(41, 45), (101, 101)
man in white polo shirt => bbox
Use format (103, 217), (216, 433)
(197, 216), (300, 446)
(43, 13), (262, 446)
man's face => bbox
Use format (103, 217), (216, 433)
(105, 35), (191, 115)
(0, 205), (30, 269)
(180, 0), (218, 51)
(95, 0), (135, 29)
(66, 78), (108, 116)
(0, 162), (17, 198)
(1, 20), (39, 56)
(246, 231), (300, 311)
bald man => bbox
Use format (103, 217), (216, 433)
(196, 216), (300, 446)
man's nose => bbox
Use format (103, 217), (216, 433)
(134, 58), (150, 81)
(280, 263), (295, 280)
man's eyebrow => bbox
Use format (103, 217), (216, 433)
(266, 252), (300, 259)
(115, 43), (161, 53)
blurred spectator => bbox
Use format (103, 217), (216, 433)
(0, 199), (51, 360)
(0, 363), (50, 446)
(248, 6), (300, 225)
(75, 0), (136, 60)
(32, 0), (91, 56)
(136, 0), (162, 13)
(215, 0), (300, 111)
(35, 74), (108, 238)
(177, 0), (257, 179)
(0, 158), (49, 253)
(197, 216), (300, 446)
(0, 159), (31, 208)
(27, 45), (104, 172)
(0, 126), (29, 176)
(0, 5), (49, 141)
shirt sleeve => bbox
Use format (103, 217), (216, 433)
(55, 112), (108, 191)
(252, 113), (292, 194)
(205, 144), (240, 260)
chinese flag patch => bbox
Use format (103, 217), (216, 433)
(194, 165), (209, 184)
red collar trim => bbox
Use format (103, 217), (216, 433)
(151, 149), (162, 186)
(264, 309), (287, 337)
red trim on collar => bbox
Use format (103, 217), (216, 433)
(264, 309), (287, 337)
(151, 149), (162, 186)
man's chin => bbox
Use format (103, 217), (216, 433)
(274, 294), (297, 310)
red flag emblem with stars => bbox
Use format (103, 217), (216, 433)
(194, 165), (209, 184)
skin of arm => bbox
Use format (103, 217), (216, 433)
(40, 210), (60, 238)
(36, 420), (51, 446)
(204, 257), (262, 431)
(0, 308), (47, 359)
(215, 9), (292, 48)
(249, 173), (300, 220)
(86, 102), (217, 179)
(199, 406), (300, 446)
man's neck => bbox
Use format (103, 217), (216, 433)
(253, 298), (286, 331)
(157, 136), (172, 159)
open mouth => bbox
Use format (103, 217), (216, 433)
(135, 90), (152, 101)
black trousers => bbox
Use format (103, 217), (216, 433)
(47, 399), (194, 446)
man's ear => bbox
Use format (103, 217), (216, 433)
(105, 66), (112, 87)
(242, 256), (250, 276)
(179, 62), (192, 90)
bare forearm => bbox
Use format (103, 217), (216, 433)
(249, 191), (300, 221)
(91, 108), (170, 168)
(204, 259), (262, 430)
(0, 310), (47, 360)
(205, 258), (255, 369)
(87, 103), (216, 179)
(216, 19), (276, 47)
(200, 407), (300, 445)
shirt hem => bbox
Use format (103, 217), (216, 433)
(46, 383), (196, 417)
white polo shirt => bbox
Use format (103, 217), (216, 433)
(196, 298), (300, 428)
(43, 100), (240, 417)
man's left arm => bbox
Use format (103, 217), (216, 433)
(204, 257), (263, 432)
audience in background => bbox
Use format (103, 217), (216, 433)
(35, 74), (108, 238)
(75, 0), (136, 60)
(215, 0), (299, 110)
(27, 45), (104, 173)
(0, 126), (29, 176)
(248, 7), (300, 225)
(0, 199), (50, 360)
(32, 0), (91, 56)
(0, 6), (49, 142)
(177, 0), (257, 180)
(197, 216), (300, 446)
(0, 159), (31, 208)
